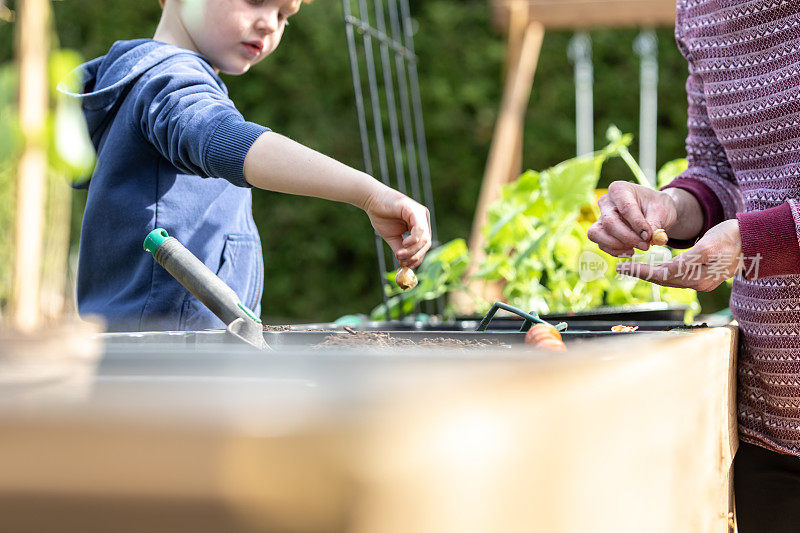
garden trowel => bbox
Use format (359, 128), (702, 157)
(143, 228), (270, 350)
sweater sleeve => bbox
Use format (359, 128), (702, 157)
(660, 3), (743, 247)
(662, 3), (800, 279)
(736, 201), (800, 280)
(660, 178), (724, 249)
(132, 58), (269, 188)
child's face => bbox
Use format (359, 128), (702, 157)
(181, 0), (301, 75)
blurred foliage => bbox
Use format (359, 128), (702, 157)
(476, 128), (699, 320)
(0, 63), (19, 305)
(0, 8), (94, 313)
(0, 0), (730, 321)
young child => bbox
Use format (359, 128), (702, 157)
(63, 0), (431, 331)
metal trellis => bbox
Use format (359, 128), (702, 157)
(342, 0), (441, 319)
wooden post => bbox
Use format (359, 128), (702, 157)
(452, 19), (544, 311)
(505, 1), (529, 183)
(491, 0), (676, 31)
(11, 0), (49, 332)
(473, 21), (543, 245)
(453, 0), (678, 314)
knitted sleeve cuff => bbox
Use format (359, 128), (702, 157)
(736, 202), (800, 280)
(660, 178), (725, 249)
(204, 115), (270, 188)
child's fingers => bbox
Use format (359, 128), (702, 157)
(401, 243), (430, 268)
(408, 215), (431, 248)
(405, 204), (431, 234)
(389, 198), (431, 266)
(399, 237), (430, 266)
(405, 220), (427, 245)
(402, 232), (419, 248)
(397, 233), (429, 266)
(402, 225), (429, 247)
(383, 235), (405, 258)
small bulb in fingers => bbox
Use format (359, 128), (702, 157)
(395, 267), (418, 290)
(650, 229), (668, 246)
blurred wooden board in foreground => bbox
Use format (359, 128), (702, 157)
(0, 327), (737, 532)
(491, 0), (677, 31)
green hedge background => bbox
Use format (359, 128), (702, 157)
(0, 0), (730, 321)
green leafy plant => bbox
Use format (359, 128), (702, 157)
(372, 127), (700, 321)
(0, 46), (94, 314)
(477, 126), (699, 319)
(0, 62), (20, 305)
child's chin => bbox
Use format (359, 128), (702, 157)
(218, 62), (251, 76)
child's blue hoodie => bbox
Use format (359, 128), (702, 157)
(63, 39), (269, 331)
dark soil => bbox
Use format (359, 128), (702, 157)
(263, 325), (292, 331)
(672, 322), (710, 330)
(316, 330), (502, 349)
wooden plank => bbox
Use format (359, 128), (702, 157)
(505, 2), (528, 181)
(724, 323), (740, 531)
(358, 328), (739, 532)
(492, 0), (676, 32)
(504, 1), (530, 75)
(0, 328), (739, 532)
(359, 327), (740, 533)
(452, 20), (544, 312)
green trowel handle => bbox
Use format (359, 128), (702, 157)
(143, 228), (261, 327)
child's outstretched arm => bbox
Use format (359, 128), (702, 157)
(244, 131), (431, 268)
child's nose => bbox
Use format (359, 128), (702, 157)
(255, 10), (280, 33)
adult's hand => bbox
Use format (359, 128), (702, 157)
(587, 181), (703, 256)
(615, 219), (742, 291)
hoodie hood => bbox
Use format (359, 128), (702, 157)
(59, 39), (218, 148)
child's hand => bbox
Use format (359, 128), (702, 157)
(364, 186), (432, 268)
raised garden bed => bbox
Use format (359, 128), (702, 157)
(98, 327), (678, 355)
(288, 302), (698, 333)
(1, 326), (738, 533)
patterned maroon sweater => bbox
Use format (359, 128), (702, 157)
(665, 0), (800, 456)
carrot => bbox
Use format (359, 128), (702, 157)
(525, 323), (567, 351)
